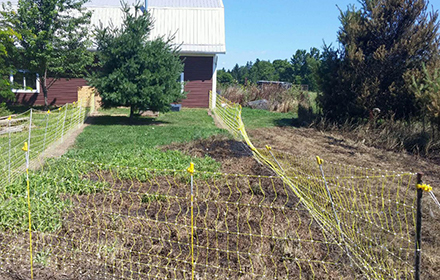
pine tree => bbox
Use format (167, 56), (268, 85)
(89, 3), (184, 120)
(319, 0), (440, 121)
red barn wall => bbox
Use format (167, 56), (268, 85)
(13, 56), (214, 108)
(14, 78), (87, 106)
(180, 56), (213, 108)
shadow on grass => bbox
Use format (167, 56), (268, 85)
(86, 115), (169, 126)
(274, 118), (293, 127)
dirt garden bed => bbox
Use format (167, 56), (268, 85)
(1, 122), (439, 279)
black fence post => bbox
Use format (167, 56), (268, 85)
(415, 172), (423, 280)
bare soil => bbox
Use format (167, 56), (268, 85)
(162, 126), (440, 280)
(1, 121), (439, 279)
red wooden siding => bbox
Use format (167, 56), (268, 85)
(12, 56), (214, 108)
(14, 78), (87, 106)
(180, 56), (213, 108)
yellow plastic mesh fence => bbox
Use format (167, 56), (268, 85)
(209, 92), (417, 279)
(0, 157), (349, 279)
(0, 101), (88, 186)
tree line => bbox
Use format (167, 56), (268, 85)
(220, 0), (440, 128)
(218, 48), (321, 92)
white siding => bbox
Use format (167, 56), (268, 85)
(87, 0), (226, 54)
(89, 7), (127, 29)
(148, 6), (226, 54)
(148, 0), (223, 8)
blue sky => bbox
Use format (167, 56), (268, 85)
(220, 0), (440, 70)
(9, 0), (440, 70)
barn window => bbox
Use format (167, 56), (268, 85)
(10, 70), (40, 93)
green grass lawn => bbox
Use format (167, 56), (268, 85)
(241, 107), (294, 129)
(66, 109), (227, 171)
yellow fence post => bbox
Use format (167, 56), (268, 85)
(187, 162), (195, 280)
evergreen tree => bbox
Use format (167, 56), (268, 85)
(290, 48), (321, 91)
(319, 0), (440, 121)
(89, 3), (184, 120)
(230, 64), (240, 81)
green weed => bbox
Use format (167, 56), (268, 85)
(141, 192), (167, 203)
(35, 248), (51, 267)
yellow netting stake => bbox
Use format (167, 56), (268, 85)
(316, 156), (324, 165)
(22, 142), (28, 152)
(22, 142), (34, 280)
(417, 184), (432, 192)
(187, 162), (195, 280)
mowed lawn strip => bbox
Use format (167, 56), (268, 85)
(66, 108), (227, 171)
(240, 107), (294, 129)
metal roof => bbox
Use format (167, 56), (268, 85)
(148, 0), (224, 8)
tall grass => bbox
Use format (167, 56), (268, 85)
(219, 84), (314, 113)
(313, 117), (440, 157)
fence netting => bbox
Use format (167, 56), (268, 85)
(0, 157), (349, 279)
(0, 102), (88, 186)
(210, 92), (417, 279)
(0, 94), (423, 280)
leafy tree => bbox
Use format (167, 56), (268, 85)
(272, 59), (293, 82)
(0, 21), (20, 101)
(2, 0), (93, 107)
(89, 3), (184, 120)
(249, 60), (276, 82)
(217, 69), (234, 85)
(319, 0), (440, 121)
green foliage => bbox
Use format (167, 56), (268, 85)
(89, 3), (184, 118)
(290, 48), (321, 91)
(249, 60), (276, 82)
(319, 0), (440, 122)
(35, 249), (51, 267)
(0, 102), (12, 117)
(217, 69), (234, 85)
(0, 20), (20, 101)
(66, 109), (224, 171)
(2, 0), (93, 107)
(0, 158), (108, 232)
(142, 192), (167, 203)
(411, 63), (440, 133)
(272, 59), (294, 83)
(222, 48), (320, 90)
